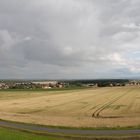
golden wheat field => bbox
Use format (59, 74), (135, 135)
(0, 86), (140, 128)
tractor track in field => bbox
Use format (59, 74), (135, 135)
(47, 88), (113, 110)
(92, 89), (133, 118)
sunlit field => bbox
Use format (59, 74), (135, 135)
(0, 86), (140, 128)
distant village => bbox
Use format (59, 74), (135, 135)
(0, 80), (140, 90)
(82, 80), (140, 87)
(0, 81), (65, 90)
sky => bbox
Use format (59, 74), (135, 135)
(0, 0), (140, 79)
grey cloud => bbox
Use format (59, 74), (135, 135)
(0, 0), (140, 79)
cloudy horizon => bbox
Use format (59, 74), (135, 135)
(0, 0), (140, 79)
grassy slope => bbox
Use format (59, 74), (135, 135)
(0, 127), (68, 140)
(0, 126), (140, 140)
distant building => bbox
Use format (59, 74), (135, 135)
(31, 81), (58, 88)
(0, 83), (9, 89)
(126, 80), (140, 86)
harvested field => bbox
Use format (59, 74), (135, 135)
(0, 87), (140, 128)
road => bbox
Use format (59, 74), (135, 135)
(0, 120), (140, 135)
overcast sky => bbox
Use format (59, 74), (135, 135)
(0, 0), (140, 79)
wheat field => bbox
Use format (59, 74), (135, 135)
(0, 86), (140, 128)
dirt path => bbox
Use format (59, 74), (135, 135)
(0, 120), (140, 135)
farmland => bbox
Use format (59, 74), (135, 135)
(0, 86), (139, 128)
